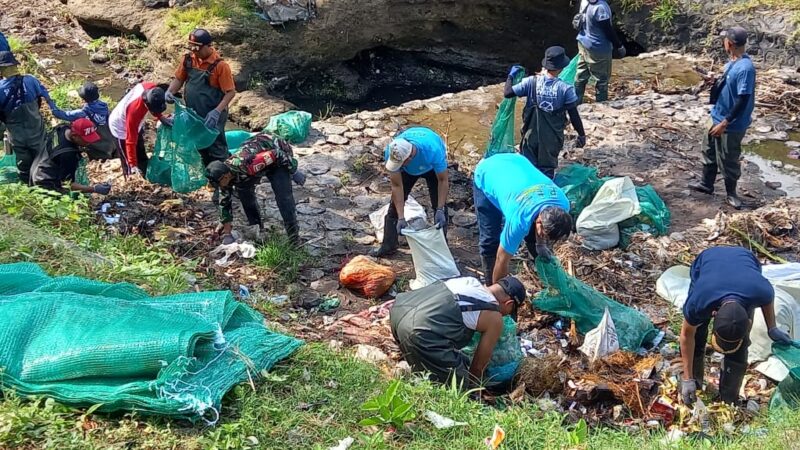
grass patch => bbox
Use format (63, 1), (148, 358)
(253, 232), (307, 283)
(46, 80), (117, 119)
(6, 34), (42, 78)
(166, 0), (257, 36)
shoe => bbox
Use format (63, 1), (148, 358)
(719, 359), (747, 404)
(688, 181), (714, 195)
(371, 214), (399, 257)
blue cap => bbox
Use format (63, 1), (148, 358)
(0, 51), (20, 67)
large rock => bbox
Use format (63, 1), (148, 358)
(227, 88), (295, 131)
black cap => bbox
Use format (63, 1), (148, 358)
(721, 27), (748, 47)
(142, 87), (166, 114)
(542, 46), (571, 71)
(0, 51), (20, 67)
(206, 160), (230, 185)
(497, 275), (527, 305)
(78, 81), (100, 102)
(189, 28), (213, 46)
(712, 300), (749, 354)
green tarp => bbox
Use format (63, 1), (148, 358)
(0, 263), (302, 423)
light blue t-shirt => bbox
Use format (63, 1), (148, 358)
(384, 126), (447, 176)
(576, 0), (613, 54)
(513, 74), (579, 112)
(711, 55), (756, 133)
(474, 153), (570, 254)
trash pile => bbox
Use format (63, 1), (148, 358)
(255, 0), (316, 25)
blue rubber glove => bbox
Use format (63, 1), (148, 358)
(204, 110), (221, 129)
(221, 234), (235, 245)
(434, 208), (447, 230)
(92, 183), (112, 195)
(396, 218), (408, 235)
(292, 170), (306, 186)
(508, 65), (524, 79)
(681, 379), (697, 405)
(159, 115), (174, 127)
(769, 327), (793, 345)
(165, 91), (176, 104)
(535, 243), (553, 262)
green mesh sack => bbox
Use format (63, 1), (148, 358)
(558, 55), (580, 86)
(0, 153), (18, 184)
(769, 344), (800, 410)
(553, 164), (606, 219)
(461, 316), (523, 383)
(485, 70), (526, 158)
(0, 262), (303, 423)
(264, 111), (312, 144)
(146, 102), (218, 193)
(74, 157), (89, 186)
(534, 258), (658, 351)
(226, 130), (256, 154)
(619, 185), (671, 248)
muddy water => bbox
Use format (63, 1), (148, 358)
(611, 56), (702, 91)
(744, 133), (800, 197)
(52, 50), (129, 100)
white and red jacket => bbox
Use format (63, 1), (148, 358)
(109, 82), (162, 168)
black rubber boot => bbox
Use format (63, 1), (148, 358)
(724, 178), (743, 210)
(481, 256), (496, 286)
(719, 359), (747, 404)
(285, 221), (300, 247)
(370, 215), (399, 257)
(692, 353), (705, 388)
(688, 165), (716, 194)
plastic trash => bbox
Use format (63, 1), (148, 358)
(769, 344), (800, 410)
(339, 255), (396, 298)
(462, 316), (524, 384)
(226, 130), (257, 154)
(485, 69), (525, 158)
(485, 425), (506, 450)
(264, 110), (312, 144)
(328, 437), (355, 450)
(369, 195), (427, 242)
(210, 241), (258, 267)
(402, 227), (460, 290)
(319, 296), (341, 312)
(576, 177), (641, 250)
(424, 411), (467, 429)
(578, 307), (620, 362)
(553, 164), (607, 219)
(619, 185), (671, 248)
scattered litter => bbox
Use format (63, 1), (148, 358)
(255, 0), (317, 26)
(238, 285), (250, 300)
(210, 241), (258, 267)
(318, 296), (341, 312)
(354, 344), (389, 364)
(339, 255), (396, 298)
(327, 436), (354, 450)
(267, 295), (289, 305)
(102, 214), (120, 225)
(424, 410), (467, 429)
(485, 425), (506, 449)
(578, 307), (619, 362)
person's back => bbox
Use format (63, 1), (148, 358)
(577, 0), (614, 54)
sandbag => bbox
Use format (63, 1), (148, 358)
(462, 316), (523, 384)
(576, 177), (640, 250)
(485, 70), (525, 158)
(369, 195), (427, 242)
(264, 111), (312, 144)
(553, 163), (606, 219)
(578, 307), (620, 362)
(402, 227), (460, 290)
(339, 255), (396, 298)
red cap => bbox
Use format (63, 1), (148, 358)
(71, 118), (101, 144)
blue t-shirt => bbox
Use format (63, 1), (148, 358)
(474, 153), (570, 254)
(50, 99), (110, 126)
(683, 246), (774, 326)
(0, 32), (10, 52)
(576, 0), (613, 54)
(0, 75), (52, 114)
(383, 126), (447, 176)
(711, 55), (756, 133)
(513, 74), (579, 112)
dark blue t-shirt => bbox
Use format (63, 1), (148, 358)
(683, 246), (774, 326)
(711, 55), (756, 133)
(0, 32), (10, 52)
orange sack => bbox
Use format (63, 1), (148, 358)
(339, 255), (396, 298)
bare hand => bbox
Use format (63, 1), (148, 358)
(709, 120), (728, 137)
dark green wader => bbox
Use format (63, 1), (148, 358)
(520, 77), (567, 179)
(5, 100), (46, 185)
(84, 123), (116, 160)
(389, 282), (499, 388)
(183, 55), (230, 168)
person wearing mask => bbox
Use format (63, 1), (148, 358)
(166, 28), (235, 167)
(49, 81), (115, 160)
(679, 246), (793, 406)
(204, 132), (306, 246)
(574, 0), (626, 103)
(371, 126), (449, 257)
(504, 46), (587, 179)
(108, 82), (169, 176)
(688, 27), (756, 210)
(390, 275), (527, 387)
(29, 117), (111, 196)
(473, 153), (572, 285)
(0, 51), (56, 184)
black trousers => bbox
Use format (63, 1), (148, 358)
(237, 166), (297, 230)
(116, 132), (148, 175)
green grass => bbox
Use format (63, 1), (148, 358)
(5, 34), (42, 78)
(650, 0), (680, 28)
(166, 0), (257, 36)
(253, 232), (308, 283)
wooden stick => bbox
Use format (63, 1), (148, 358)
(729, 226), (788, 263)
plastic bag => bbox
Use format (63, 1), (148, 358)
(576, 177), (641, 250)
(578, 307), (619, 362)
(74, 157), (89, 186)
(0, 153), (18, 184)
(226, 130), (257, 154)
(769, 345), (800, 410)
(339, 255), (396, 298)
(558, 55), (580, 85)
(485, 70), (525, 158)
(462, 316), (523, 384)
(402, 227), (460, 290)
(619, 185), (671, 247)
(369, 196), (427, 242)
(264, 111), (312, 144)
(553, 164), (606, 219)
(535, 258), (658, 351)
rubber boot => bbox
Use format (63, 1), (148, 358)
(724, 178), (743, 210)
(718, 359), (747, 404)
(481, 255), (496, 286)
(688, 165), (716, 195)
(370, 215), (399, 257)
(285, 221), (300, 247)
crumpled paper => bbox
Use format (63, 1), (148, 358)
(210, 241), (257, 267)
(424, 410), (467, 429)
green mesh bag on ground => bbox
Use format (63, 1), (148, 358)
(74, 157), (89, 186)
(0, 153), (18, 184)
(553, 164), (606, 219)
(264, 111), (312, 144)
(558, 55), (580, 85)
(226, 130), (256, 154)
(619, 185), (671, 248)
(769, 344), (800, 410)
(0, 262), (303, 423)
(146, 101), (219, 193)
(534, 258), (658, 351)
(462, 316), (523, 384)
(485, 70), (526, 158)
